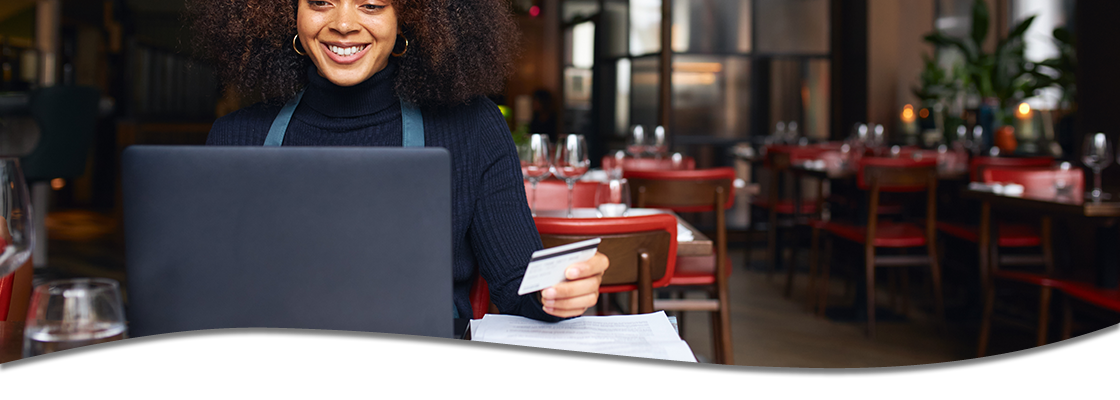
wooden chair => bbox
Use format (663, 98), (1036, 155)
(976, 166), (1084, 356)
(752, 146), (822, 281)
(967, 156), (1054, 182)
(534, 213), (679, 315)
(812, 157), (944, 338)
(625, 167), (736, 365)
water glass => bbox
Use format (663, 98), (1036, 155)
(647, 125), (668, 159)
(24, 278), (128, 358)
(627, 125), (646, 158)
(553, 134), (590, 218)
(595, 179), (631, 218)
(519, 134), (553, 216)
(0, 158), (33, 279)
(1082, 132), (1113, 201)
(1054, 162), (1074, 196)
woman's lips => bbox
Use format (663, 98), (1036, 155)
(321, 42), (371, 65)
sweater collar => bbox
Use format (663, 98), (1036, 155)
(303, 61), (398, 118)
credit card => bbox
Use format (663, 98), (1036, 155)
(517, 238), (601, 295)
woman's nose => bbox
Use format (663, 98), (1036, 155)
(330, 7), (360, 35)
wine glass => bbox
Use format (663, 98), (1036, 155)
(595, 179), (631, 218)
(0, 158), (33, 279)
(785, 121), (800, 144)
(627, 125), (646, 158)
(23, 278), (128, 358)
(971, 126), (985, 155)
(553, 134), (590, 218)
(647, 125), (668, 160)
(1082, 132), (1113, 201)
(519, 134), (552, 216)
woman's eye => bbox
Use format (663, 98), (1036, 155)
(308, 1), (329, 7)
(361, 4), (386, 11)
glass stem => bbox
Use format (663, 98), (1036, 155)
(566, 179), (575, 218)
(1095, 167), (1103, 196)
(530, 180), (539, 216)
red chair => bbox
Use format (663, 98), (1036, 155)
(811, 157), (943, 338)
(601, 155), (696, 173)
(469, 274), (492, 320)
(625, 167), (736, 364)
(524, 179), (599, 211)
(968, 156), (1054, 182)
(0, 237), (32, 322)
(975, 166), (1084, 356)
(534, 213), (679, 315)
(1059, 282), (1120, 342)
(753, 146), (824, 281)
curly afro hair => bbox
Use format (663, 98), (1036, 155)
(187, 0), (520, 106)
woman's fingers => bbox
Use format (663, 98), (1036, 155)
(563, 252), (609, 280)
(541, 274), (602, 301)
(542, 291), (598, 310)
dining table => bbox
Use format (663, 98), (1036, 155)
(962, 186), (1120, 289)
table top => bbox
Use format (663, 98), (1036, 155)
(962, 188), (1120, 218)
(533, 208), (712, 257)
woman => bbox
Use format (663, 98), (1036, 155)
(190, 0), (607, 321)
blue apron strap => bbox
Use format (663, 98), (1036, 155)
(264, 90), (304, 146)
(400, 100), (424, 147)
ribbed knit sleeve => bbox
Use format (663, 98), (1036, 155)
(463, 99), (563, 323)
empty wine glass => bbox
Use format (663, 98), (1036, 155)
(24, 278), (127, 358)
(518, 134), (552, 216)
(972, 126), (985, 155)
(785, 121), (800, 144)
(1082, 132), (1113, 201)
(595, 179), (631, 218)
(1054, 161), (1073, 196)
(628, 125), (646, 158)
(0, 158), (33, 279)
(647, 125), (668, 159)
(553, 134), (590, 218)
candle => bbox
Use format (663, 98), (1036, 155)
(1016, 102), (1034, 139)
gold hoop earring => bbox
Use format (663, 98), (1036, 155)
(293, 34), (307, 56)
(391, 33), (409, 57)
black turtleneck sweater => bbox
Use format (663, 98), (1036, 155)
(205, 62), (559, 322)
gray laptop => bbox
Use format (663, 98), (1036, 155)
(122, 145), (452, 338)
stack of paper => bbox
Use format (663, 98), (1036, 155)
(470, 311), (697, 363)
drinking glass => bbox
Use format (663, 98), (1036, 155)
(553, 134), (590, 218)
(785, 121), (800, 144)
(647, 125), (668, 160)
(1082, 132), (1113, 201)
(595, 179), (631, 218)
(519, 134), (553, 216)
(1054, 161), (1073, 196)
(971, 126), (985, 155)
(23, 278), (127, 358)
(627, 125), (646, 158)
(0, 158), (33, 278)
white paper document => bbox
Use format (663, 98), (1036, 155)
(517, 238), (600, 295)
(470, 311), (697, 363)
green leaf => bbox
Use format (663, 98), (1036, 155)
(1007, 15), (1036, 40)
(971, 0), (990, 47)
(1053, 27), (1073, 45)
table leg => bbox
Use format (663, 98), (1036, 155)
(1095, 221), (1119, 289)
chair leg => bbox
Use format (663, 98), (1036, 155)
(817, 235), (833, 317)
(768, 210), (778, 280)
(1061, 295), (1073, 340)
(865, 246), (877, 338)
(901, 268), (911, 317)
(785, 228), (803, 298)
(928, 241), (946, 333)
(716, 290), (734, 365)
(806, 227), (821, 310)
(889, 269), (900, 313)
(977, 281), (996, 357)
(1036, 286), (1052, 347)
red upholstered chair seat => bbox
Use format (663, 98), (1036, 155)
(525, 179), (598, 210)
(1060, 281), (1120, 313)
(821, 220), (928, 248)
(936, 221), (1042, 247)
(668, 255), (732, 286)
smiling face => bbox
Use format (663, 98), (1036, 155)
(297, 0), (398, 87)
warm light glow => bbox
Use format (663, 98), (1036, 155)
(919, 108), (930, 119)
(529, 5), (540, 17)
(51, 178), (65, 190)
(1018, 102), (1031, 116)
(674, 62), (723, 73)
(901, 105), (916, 123)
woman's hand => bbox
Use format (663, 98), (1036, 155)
(540, 252), (609, 318)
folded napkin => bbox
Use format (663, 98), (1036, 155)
(677, 223), (694, 242)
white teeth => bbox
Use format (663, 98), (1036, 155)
(328, 45), (364, 57)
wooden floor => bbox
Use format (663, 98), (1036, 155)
(37, 209), (1108, 368)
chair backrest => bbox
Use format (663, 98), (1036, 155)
(624, 168), (736, 212)
(857, 157), (938, 193)
(969, 156), (1054, 182)
(20, 85), (101, 182)
(534, 213), (678, 292)
(982, 166), (1085, 195)
(525, 179), (599, 210)
(469, 274), (490, 319)
(0, 238), (11, 321)
(601, 155), (696, 172)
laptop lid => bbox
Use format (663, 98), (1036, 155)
(122, 146), (452, 338)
